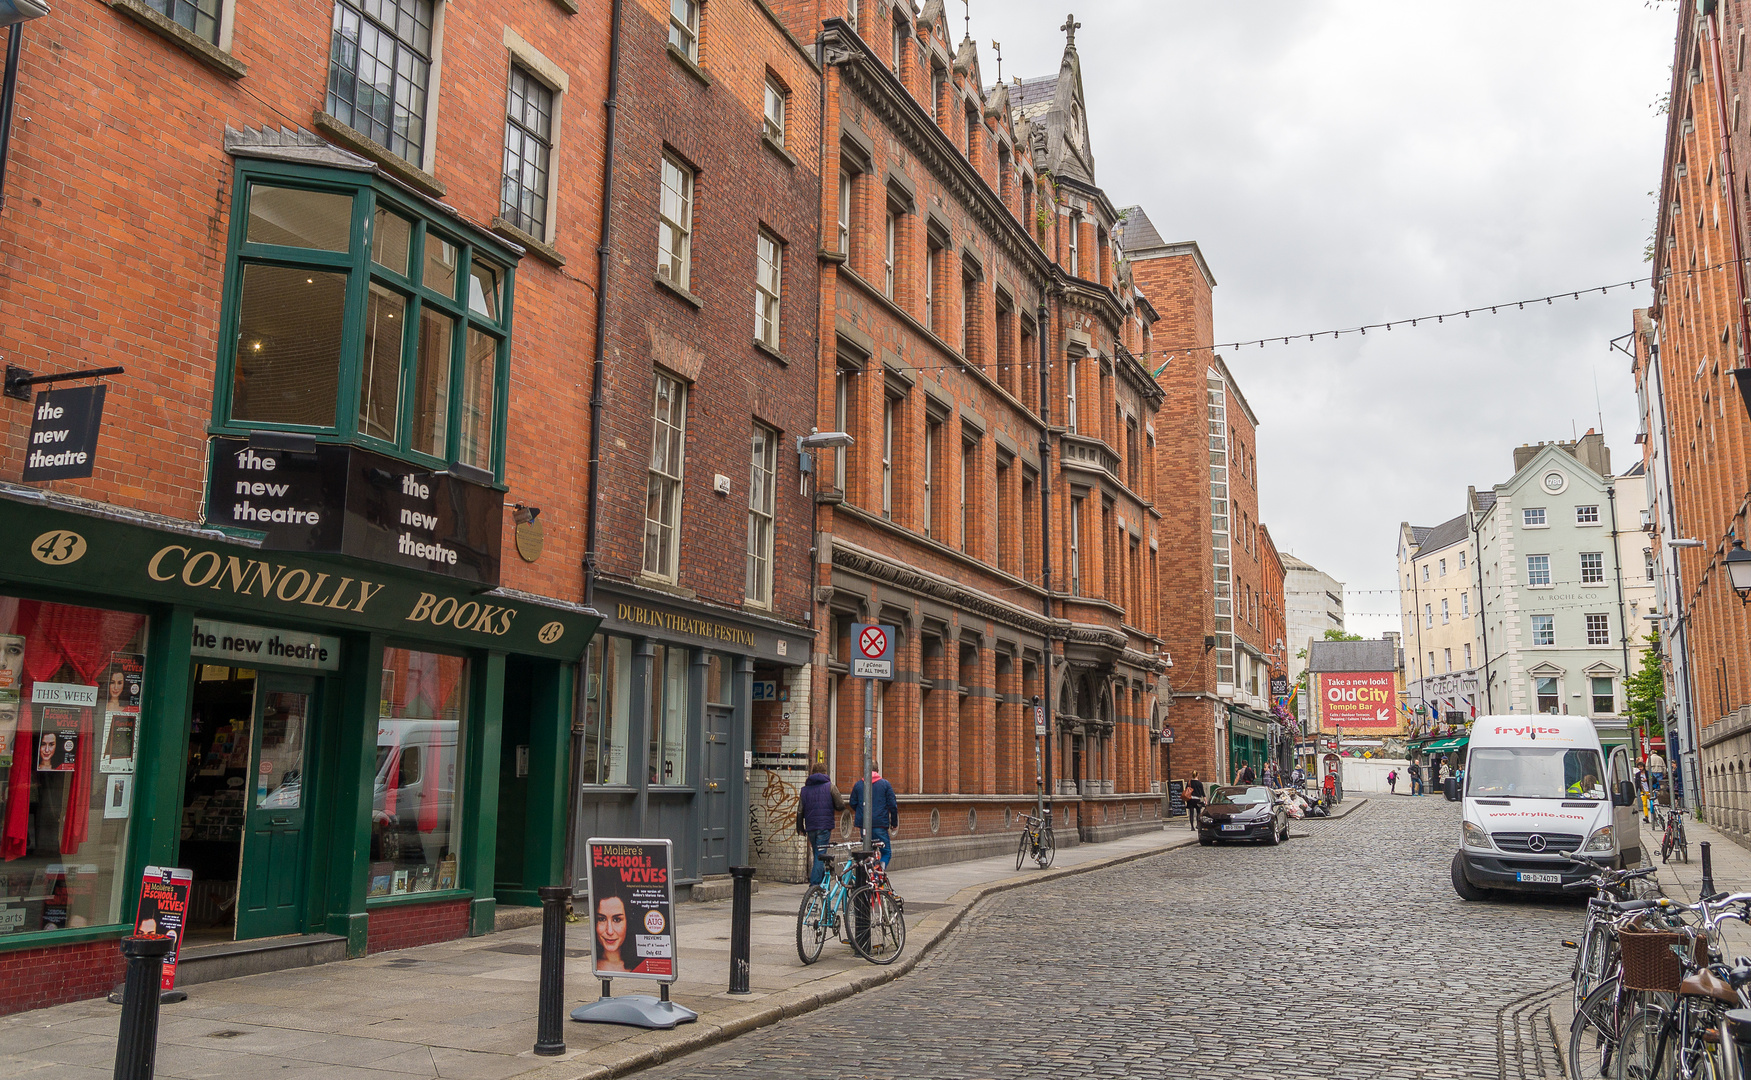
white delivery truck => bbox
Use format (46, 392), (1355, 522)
(1452, 714), (1642, 900)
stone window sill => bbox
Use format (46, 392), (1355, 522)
(655, 273), (704, 309)
(491, 217), (566, 267)
(762, 133), (798, 168)
(548, 0), (579, 11)
(634, 573), (698, 600)
(668, 43), (713, 88)
(108, 0), (246, 79)
(754, 338), (790, 365)
(313, 111), (445, 198)
(818, 248), (848, 265)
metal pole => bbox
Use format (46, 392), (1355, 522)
(727, 866), (755, 993)
(112, 936), (174, 1080)
(0, 23), (23, 214)
(1036, 299), (1055, 815)
(533, 886), (569, 1056)
(862, 676), (873, 854)
(1702, 841), (1717, 899)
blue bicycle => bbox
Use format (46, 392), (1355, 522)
(796, 842), (906, 965)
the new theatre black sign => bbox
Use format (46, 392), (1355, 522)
(22, 385), (107, 482)
(205, 437), (503, 586)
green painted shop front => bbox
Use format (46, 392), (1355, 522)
(0, 493), (598, 994)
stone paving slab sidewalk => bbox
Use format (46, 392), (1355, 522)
(2, 825), (1218, 1080)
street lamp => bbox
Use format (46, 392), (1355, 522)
(0, 2), (48, 25)
(1725, 540), (1751, 604)
(1668, 538), (1706, 548)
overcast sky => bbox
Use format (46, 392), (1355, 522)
(980, 0), (1675, 630)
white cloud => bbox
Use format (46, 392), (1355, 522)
(982, 0), (1672, 622)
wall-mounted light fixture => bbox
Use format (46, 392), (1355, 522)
(1725, 539), (1751, 604)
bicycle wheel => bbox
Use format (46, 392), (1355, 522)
(1016, 829), (1029, 871)
(1677, 825), (1689, 864)
(1662, 831), (1675, 864)
(1571, 977), (1624, 1080)
(1614, 1005), (1674, 1080)
(1036, 827), (1055, 869)
(1574, 921), (1611, 1013)
(847, 885), (906, 964)
(795, 885), (828, 965)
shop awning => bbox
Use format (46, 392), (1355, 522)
(1423, 736), (1469, 752)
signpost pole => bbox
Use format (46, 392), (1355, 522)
(862, 675), (873, 856)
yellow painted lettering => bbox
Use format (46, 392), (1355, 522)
(353, 580), (385, 612)
(406, 592), (438, 622)
(181, 550), (222, 588)
(300, 573), (334, 607)
(147, 545), (189, 581)
(275, 568), (311, 602)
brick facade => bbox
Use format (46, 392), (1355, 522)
(1641, 0), (1751, 826)
(749, 4), (1169, 873)
(0, 936), (125, 1014)
(366, 899), (472, 954)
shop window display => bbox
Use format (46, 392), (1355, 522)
(367, 648), (467, 898)
(0, 596), (146, 936)
(649, 645), (688, 786)
(580, 635), (631, 786)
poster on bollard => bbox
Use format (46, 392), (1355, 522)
(587, 838), (676, 983)
(134, 866), (193, 990)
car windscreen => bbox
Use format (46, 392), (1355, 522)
(1213, 786), (1270, 805)
(1467, 747), (1606, 800)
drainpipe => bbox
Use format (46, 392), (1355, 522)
(1037, 297), (1054, 815)
(1608, 484), (1633, 710)
(0, 24), (22, 213)
(582, 0), (624, 611)
(1703, 6), (1751, 378)
(1472, 510), (1493, 714)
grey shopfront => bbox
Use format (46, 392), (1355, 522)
(570, 584), (810, 894)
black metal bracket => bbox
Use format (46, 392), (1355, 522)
(4, 363), (125, 401)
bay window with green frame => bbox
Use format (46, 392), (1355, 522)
(213, 162), (517, 484)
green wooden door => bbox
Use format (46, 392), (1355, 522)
(236, 674), (313, 939)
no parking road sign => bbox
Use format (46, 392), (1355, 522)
(851, 622), (894, 680)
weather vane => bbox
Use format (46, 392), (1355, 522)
(961, 0), (971, 40)
(992, 40), (1002, 83)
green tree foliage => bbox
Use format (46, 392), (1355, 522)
(1323, 629), (1363, 642)
(1625, 631), (1666, 737)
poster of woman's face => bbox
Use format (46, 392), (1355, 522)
(0, 635), (24, 697)
(105, 655), (143, 710)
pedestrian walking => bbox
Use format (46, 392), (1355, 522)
(1322, 770), (1337, 806)
(1236, 762), (1256, 785)
(795, 764), (847, 887)
(1184, 771), (1206, 829)
(1409, 761), (1423, 796)
(1387, 768), (1398, 794)
(849, 765), (899, 868)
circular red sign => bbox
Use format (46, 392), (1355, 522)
(858, 626), (887, 659)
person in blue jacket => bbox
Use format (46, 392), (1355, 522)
(796, 765), (846, 886)
(849, 765), (899, 868)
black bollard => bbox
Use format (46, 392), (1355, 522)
(1702, 842), (1717, 899)
(112, 935), (174, 1080)
(728, 865), (756, 994)
(851, 856), (871, 958)
(533, 886), (570, 1056)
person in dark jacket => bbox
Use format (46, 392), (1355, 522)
(797, 767), (847, 886)
(850, 766), (900, 867)
(1183, 771), (1206, 830)
(1236, 762), (1256, 785)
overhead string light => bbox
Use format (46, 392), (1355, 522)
(884, 256), (1745, 377)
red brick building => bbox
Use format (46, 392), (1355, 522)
(568, 0), (820, 891)
(1634, 0), (1751, 836)
(1118, 211), (1285, 783)
(744, 3), (1169, 873)
(0, 0), (612, 1012)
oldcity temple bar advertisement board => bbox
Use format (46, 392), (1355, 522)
(204, 437), (503, 586)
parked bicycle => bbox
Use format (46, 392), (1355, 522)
(796, 841), (907, 966)
(1015, 811), (1055, 870)
(1662, 807), (1690, 865)
(1564, 855), (1660, 1012)
(1612, 892), (1751, 1079)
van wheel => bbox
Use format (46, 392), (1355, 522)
(1451, 852), (1490, 901)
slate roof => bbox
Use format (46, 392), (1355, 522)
(1472, 489), (1498, 512)
(1622, 461), (1647, 477)
(1307, 638), (1397, 674)
(1011, 74), (1057, 108)
(1415, 513), (1468, 556)
(1115, 205), (1166, 253)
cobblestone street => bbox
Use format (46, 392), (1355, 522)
(639, 797), (1576, 1080)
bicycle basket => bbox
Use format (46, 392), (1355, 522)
(1618, 927), (1688, 993)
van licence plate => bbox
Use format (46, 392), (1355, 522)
(1516, 871), (1562, 884)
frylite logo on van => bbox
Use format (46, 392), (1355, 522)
(1491, 725), (1565, 737)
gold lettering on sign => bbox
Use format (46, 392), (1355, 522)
(145, 545), (382, 615)
(401, 591), (517, 636)
(614, 603), (758, 647)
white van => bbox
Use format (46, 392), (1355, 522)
(1452, 715), (1642, 900)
